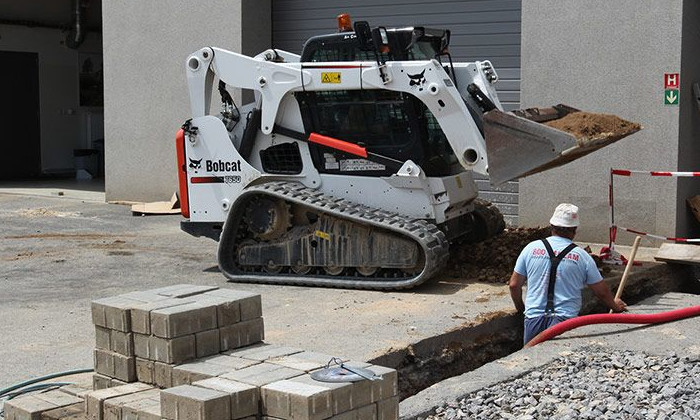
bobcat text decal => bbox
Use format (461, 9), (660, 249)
(206, 159), (242, 172)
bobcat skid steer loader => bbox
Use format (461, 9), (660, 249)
(175, 17), (637, 290)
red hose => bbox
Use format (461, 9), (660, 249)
(524, 305), (700, 348)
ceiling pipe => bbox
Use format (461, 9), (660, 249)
(65, 0), (90, 49)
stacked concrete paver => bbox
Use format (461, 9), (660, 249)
(91, 284), (263, 388)
(4, 285), (398, 420)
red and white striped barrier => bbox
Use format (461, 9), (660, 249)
(606, 168), (700, 264)
(615, 226), (700, 243)
(611, 169), (700, 177)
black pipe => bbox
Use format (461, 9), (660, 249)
(65, 0), (90, 49)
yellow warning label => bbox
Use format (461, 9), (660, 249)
(455, 176), (463, 189)
(314, 230), (331, 241)
(321, 72), (341, 84)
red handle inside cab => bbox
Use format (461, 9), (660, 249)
(308, 133), (368, 158)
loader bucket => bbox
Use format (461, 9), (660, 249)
(483, 104), (641, 185)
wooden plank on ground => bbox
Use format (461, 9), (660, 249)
(654, 243), (700, 265)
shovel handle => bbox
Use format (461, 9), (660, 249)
(609, 235), (642, 313)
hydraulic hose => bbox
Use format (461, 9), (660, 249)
(524, 305), (700, 348)
(0, 368), (93, 399)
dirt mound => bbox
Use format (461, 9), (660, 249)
(544, 111), (641, 145)
(446, 227), (551, 284)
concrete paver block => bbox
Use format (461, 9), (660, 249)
(375, 397), (398, 420)
(4, 395), (59, 420)
(290, 374), (353, 415)
(130, 299), (195, 335)
(154, 362), (174, 388)
(95, 327), (111, 351)
(196, 296), (241, 327)
(94, 349), (136, 382)
(152, 285), (219, 299)
(94, 349), (115, 378)
(32, 391), (83, 408)
(195, 329), (220, 358)
(171, 362), (230, 386)
(151, 303), (217, 338)
(93, 374), (112, 391)
(92, 297), (144, 332)
(135, 358), (155, 384)
(262, 380), (332, 420)
(103, 390), (160, 420)
(365, 366), (397, 402)
(152, 335), (196, 364)
(120, 291), (170, 303)
(203, 290), (261, 321)
(355, 404), (378, 420)
(219, 318), (264, 352)
(267, 351), (342, 373)
(40, 403), (84, 420)
(221, 363), (304, 387)
(120, 398), (161, 420)
(84, 383), (153, 420)
(350, 381), (371, 411)
(160, 385), (230, 420)
(59, 385), (92, 399)
(227, 343), (303, 362)
(200, 355), (260, 371)
(110, 331), (134, 357)
(192, 377), (259, 419)
(134, 334), (196, 364)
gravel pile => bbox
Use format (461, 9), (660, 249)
(425, 347), (700, 420)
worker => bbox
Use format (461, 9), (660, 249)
(509, 203), (627, 345)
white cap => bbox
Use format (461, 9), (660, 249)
(549, 203), (580, 227)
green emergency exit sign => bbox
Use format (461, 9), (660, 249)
(665, 89), (679, 105)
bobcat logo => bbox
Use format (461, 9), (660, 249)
(408, 70), (426, 89)
(189, 158), (202, 170)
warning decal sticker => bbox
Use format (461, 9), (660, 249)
(321, 72), (341, 83)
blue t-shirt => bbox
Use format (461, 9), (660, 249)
(514, 236), (603, 319)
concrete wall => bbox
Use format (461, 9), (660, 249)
(103, 0), (271, 201)
(0, 24), (103, 173)
(520, 0), (684, 244)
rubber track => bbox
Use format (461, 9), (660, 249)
(218, 181), (450, 290)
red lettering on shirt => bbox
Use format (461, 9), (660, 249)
(531, 248), (579, 261)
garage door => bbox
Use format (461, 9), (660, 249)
(272, 0), (522, 225)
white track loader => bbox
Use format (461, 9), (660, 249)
(176, 18), (636, 290)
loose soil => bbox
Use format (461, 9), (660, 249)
(446, 227), (609, 284)
(544, 111), (641, 145)
(523, 111), (641, 176)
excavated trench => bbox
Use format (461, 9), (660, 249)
(368, 262), (699, 400)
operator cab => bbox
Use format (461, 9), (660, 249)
(294, 16), (463, 178)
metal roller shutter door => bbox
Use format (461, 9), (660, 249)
(272, 0), (522, 225)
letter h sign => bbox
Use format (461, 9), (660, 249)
(665, 73), (679, 89)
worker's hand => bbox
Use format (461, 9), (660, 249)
(612, 298), (627, 313)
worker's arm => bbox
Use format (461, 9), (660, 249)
(588, 280), (627, 313)
(508, 272), (527, 314)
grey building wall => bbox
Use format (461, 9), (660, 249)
(103, 0), (271, 202)
(520, 0), (685, 244)
(271, 0), (522, 225)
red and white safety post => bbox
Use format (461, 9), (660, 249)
(606, 168), (700, 264)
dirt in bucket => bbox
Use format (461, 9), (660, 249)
(544, 111), (641, 145)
